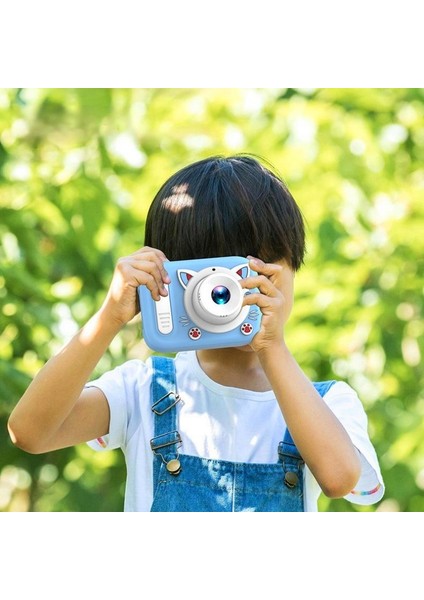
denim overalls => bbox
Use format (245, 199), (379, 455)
(149, 356), (335, 512)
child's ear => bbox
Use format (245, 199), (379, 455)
(177, 269), (197, 289)
(232, 264), (250, 279)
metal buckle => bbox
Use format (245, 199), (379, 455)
(150, 430), (182, 452)
(150, 431), (182, 474)
(151, 391), (181, 416)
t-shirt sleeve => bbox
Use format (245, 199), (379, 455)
(324, 381), (384, 505)
(85, 359), (152, 452)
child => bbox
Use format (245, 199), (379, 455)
(8, 155), (384, 511)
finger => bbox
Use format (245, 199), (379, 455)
(131, 257), (170, 287)
(133, 246), (169, 263)
(131, 247), (170, 280)
(242, 292), (279, 310)
(132, 260), (170, 296)
(118, 259), (166, 300)
(240, 275), (280, 298)
(247, 256), (284, 279)
(126, 267), (162, 301)
(131, 247), (169, 267)
(130, 253), (171, 285)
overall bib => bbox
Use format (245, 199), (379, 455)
(149, 356), (335, 512)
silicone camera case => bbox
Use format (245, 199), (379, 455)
(138, 256), (261, 352)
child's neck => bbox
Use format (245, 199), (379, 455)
(195, 348), (272, 393)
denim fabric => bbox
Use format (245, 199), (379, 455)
(149, 356), (336, 512)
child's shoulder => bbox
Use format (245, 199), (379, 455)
(98, 353), (188, 384)
(316, 380), (368, 420)
(313, 380), (365, 401)
(111, 357), (153, 375)
(312, 380), (338, 397)
(88, 357), (154, 395)
(317, 380), (361, 399)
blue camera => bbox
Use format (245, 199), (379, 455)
(138, 256), (262, 352)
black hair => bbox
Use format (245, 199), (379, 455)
(144, 155), (305, 270)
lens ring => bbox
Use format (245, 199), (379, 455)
(192, 272), (243, 325)
(183, 265), (250, 333)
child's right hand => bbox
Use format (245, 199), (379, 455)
(100, 246), (171, 327)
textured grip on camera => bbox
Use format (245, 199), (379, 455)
(155, 284), (173, 334)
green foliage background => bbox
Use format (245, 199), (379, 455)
(1, 88), (423, 512)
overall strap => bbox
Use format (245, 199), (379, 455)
(150, 356), (182, 491)
(278, 379), (337, 488)
(278, 427), (304, 488)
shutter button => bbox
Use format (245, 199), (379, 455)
(284, 471), (298, 488)
(166, 458), (182, 476)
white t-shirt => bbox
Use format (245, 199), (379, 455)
(87, 351), (384, 511)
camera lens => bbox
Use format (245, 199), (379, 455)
(211, 285), (231, 305)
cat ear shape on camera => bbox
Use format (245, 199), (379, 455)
(177, 269), (196, 289)
(232, 264), (250, 279)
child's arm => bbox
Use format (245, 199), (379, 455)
(243, 257), (361, 498)
(257, 344), (361, 498)
(8, 247), (170, 454)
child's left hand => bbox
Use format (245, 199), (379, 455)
(241, 256), (295, 354)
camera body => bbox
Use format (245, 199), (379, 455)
(138, 256), (261, 352)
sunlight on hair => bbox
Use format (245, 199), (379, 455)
(161, 183), (194, 213)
